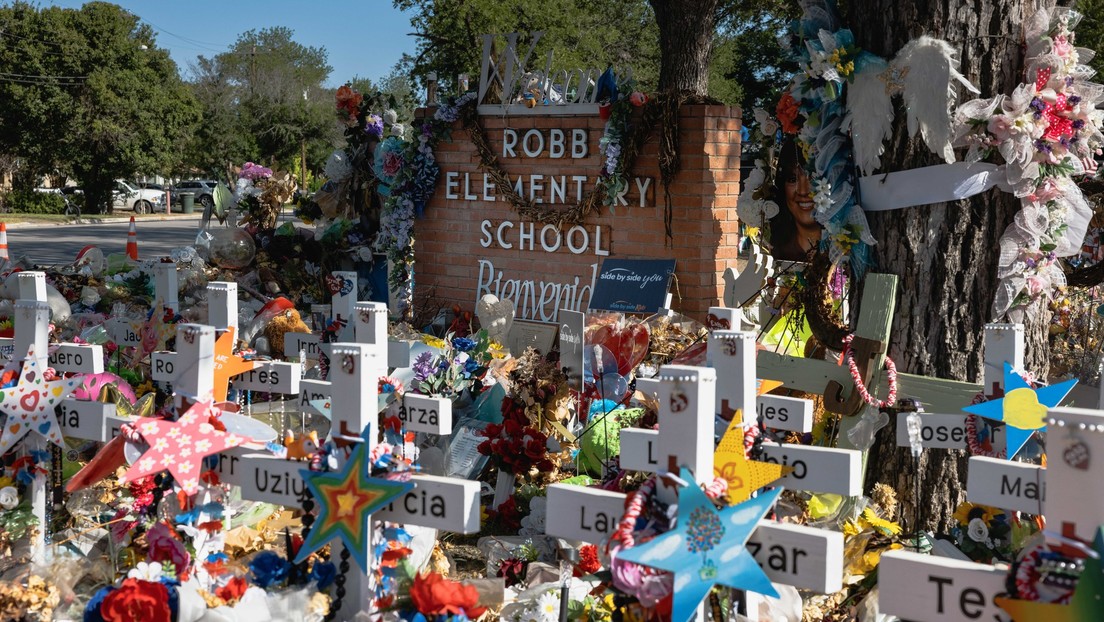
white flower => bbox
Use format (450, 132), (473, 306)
(324, 151), (352, 182)
(390, 123), (406, 139)
(752, 108), (779, 138)
(383, 109), (398, 126)
(536, 591), (559, 622)
(519, 496), (547, 537)
(127, 561), (164, 581)
(0, 486), (18, 510)
(967, 518), (989, 543)
(813, 178), (833, 215)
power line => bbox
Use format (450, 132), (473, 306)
(143, 21), (224, 54)
(0, 27), (66, 49)
(0, 70), (86, 80)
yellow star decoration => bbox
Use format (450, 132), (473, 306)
(212, 326), (260, 403)
(757, 379), (784, 395)
(713, 412), (791, 504)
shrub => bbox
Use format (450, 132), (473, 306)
(4, 191), (65, 214)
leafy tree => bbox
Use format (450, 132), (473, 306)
(190, 27), (338, 178)
(1072, 0), (1104, 78)
(394, 0), (660, 95)
(0, 1), (197, 212)
(711, 1), (800, 111)
(347, 64), (420, 124)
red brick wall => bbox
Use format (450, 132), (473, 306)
(413, 104), (741, 323)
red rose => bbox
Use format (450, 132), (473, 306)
(100, 578), (171, 622)
(574, 544), (601, 576)
(409, 572), (486, 618)
(215, 576), (248, 604)
(776, 92), (801, 134)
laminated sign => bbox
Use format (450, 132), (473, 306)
(588, 258), (676, 314)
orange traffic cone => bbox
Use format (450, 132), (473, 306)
(0, 223), (8, 261)
(126, 216), (138, 260)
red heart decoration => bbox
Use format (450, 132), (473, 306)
(706, 313), (731, 330)
(324, 274), (343, 296)
(588, 321), (650, 377)
(20, 391), (40, 413)
(25, 371), (36, 383)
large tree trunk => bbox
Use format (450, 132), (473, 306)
(648, 0), (719, 94)
(846, 0), (1054, 533)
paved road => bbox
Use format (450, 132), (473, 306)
(5, 216), (206, 266)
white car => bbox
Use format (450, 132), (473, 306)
(113, 180), (166, 214)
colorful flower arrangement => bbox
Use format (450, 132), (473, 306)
(953, 7), (1104, 321)
(950, 502), (1015, 564)
(234, 161), (297, 231)
(410, 330), (493, 398)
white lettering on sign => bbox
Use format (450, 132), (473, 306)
(57, 399), (116, 442)
(450, 172), (650, 208)
(232, 361), (301, 395)
(879, 550), (1008, 622)
(376, 474), (480, 533)
(284, 332), (320, 360)
(151, 351), (177, 382)
(48, 344), (103, 374)
(619, 428), (660, 472)
(476, 259), (597, 324)
(748, 521), (844, 593)
(966, 456), (1045, 515)
(299, 379), (331, 417)
(756, 395), (814, 433)
(759, 442), (862, 496)
(237, 455), (309, 506)
(400, 394), (452, 435)
(895, 413), (1005, 452)
(479, 220), (611, 256)
(544, 484), (627, 543)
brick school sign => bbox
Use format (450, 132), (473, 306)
(413, 105), (742, 323)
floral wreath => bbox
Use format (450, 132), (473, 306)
(953, 7), (1104, 321)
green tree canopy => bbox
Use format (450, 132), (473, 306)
(189, 26), (338, 179)
(0, 1), (198, 212)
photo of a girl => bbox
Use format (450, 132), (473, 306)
(768, 137), (823, 261)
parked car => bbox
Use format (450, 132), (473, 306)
(173, 180), (219, 209)
(113, 180), (166, 214)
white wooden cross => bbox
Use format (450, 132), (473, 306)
(551, 357), (846, 601)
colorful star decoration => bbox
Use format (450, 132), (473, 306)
(120, 399), (247, 495)
(213, 326), (260, 403)
(996, 527), (1104, 621)
(713, 414), (791, 504)
(616, 467), (781, 622)
(0, 345), (81, 454)
(294, 427), (413, 574)
(962, 362), (1076, 459)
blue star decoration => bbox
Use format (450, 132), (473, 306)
(963, 362), (1076, 459)
(616, 467), (780, 622)
(294, 426), (413, 574)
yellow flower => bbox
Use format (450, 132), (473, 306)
(488, 341), (507, 359)
(0, 476), (12, 488)
(952, 502), (1000, 526)
(422, 335), (448, 349)
(860, 508), (902, 536)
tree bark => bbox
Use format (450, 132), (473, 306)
(846, 0), (1054, 532)
(648, 0), (720, 94)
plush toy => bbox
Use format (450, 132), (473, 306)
(263, 307), (310, 355)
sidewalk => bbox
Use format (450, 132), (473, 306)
(1, 211), (202, 229)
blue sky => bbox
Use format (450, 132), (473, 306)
(41, 1), (421, 86)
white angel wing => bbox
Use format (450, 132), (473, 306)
(845, 58), (893, 175)
(893, 36), (980, 163)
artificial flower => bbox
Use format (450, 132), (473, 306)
(336, 85), (362, 119)
(99, 578), (171, 622)
(248, 551), (290, 589)
(127, 562), (163, 582)
(409, 572), (486, 618)
(776, 92), (801, 134)
(967, 518), (990, 543)
(214, 577), (248, 604)
(365, 114), (384, 139)
(310, 560), (337, 590)
(146, 522), (191, 580)
(536, 590), (559, 622)
(0, 485), (18, 510)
